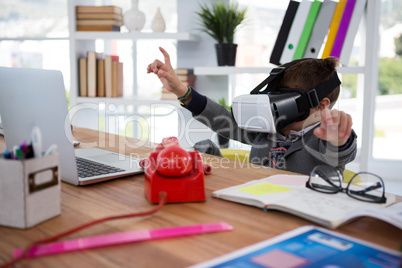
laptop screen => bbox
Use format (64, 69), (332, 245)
(0, 67), (79, 185)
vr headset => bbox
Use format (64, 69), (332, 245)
(232, 59), (341, 133)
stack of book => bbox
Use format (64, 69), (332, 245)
(76, 6), (123, 32)
(79, 52), (123, 98)
(161, 69), (196, 100)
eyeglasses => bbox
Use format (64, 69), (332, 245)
(306, 165), (387, 204)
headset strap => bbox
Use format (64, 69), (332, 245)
(249, 59), (341, 110)
(250, 59), (307, 95)
(295, 72), (341, 111)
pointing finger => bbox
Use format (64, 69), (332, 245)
(159, 47), (171, 66)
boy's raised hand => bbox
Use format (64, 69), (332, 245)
(314, 107), (353, 147)
(147, 47), (188, 98)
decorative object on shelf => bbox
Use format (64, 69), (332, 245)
(151, 7), (166, 33)
(195, 1), (247, 66)
(76, 6), (123, 32)
(217, 97), (231, 148)
(123, 0), (146, 32)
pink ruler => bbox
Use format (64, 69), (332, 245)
(14, 222), (233, 258)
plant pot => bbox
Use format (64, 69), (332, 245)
(217, 135), (230, 148)
(215, 43), (238, 66)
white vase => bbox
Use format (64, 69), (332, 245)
(123, 0), (146, 32)
(151, 7), (166, 33)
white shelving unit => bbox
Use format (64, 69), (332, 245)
(67, 0), (199, 111)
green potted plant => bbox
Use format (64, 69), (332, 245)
(196, 1), (247, 66)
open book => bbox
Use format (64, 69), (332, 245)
(212, 175), (400, 229)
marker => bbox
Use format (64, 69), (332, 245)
(20, 140), (28, 154)
(25, 143), (34, 159)
(12, 145), (19, 159)
(3, 149), (11, 159)
(14, 222), (234, 258)
(31, 126), (42, 158)
(15, 148), (23, 159)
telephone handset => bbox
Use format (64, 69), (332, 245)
(140, 137), (210, 203)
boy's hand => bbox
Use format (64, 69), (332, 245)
(314, 108), (353, 147)
(147, 47), (188, 98)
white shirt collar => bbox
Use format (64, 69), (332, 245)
(268, 122), (320, 143)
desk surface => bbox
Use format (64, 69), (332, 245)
(0, 128), (401, 267)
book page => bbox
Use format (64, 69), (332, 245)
(341, 201), (402, 229)
(270, 191), (372, 228)
(212, 175), (308, 208)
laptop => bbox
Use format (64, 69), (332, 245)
(0, 67), (143, 185)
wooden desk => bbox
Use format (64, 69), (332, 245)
(0, 129), (401, 267)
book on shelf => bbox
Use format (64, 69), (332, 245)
(97, 59), (105, 97)
(339, 0), (367, 65)
(321, 0), (348, 58)
(104, 55), (113, 98)
(76, 6), (122, 14)
(79, 58), (87, 97)
(304, 0), (338, 58)
(76, 13), (123, 20)
(293, 0), (323, 60)
(270, 0), (300, 65)
(76, 25), (121, 32)
(330, 0), (357, 58)
(111, 60), (123, 97)
(212, 174), (399, 229)
(279, 0), (313, 64)
(76, 19), (123, 27)
(87, 51), (97, 97)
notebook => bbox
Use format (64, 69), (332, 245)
(0, 67), (143, 185)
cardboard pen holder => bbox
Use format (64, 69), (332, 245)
(0, 154), (61, 229)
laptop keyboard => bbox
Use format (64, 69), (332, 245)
(76, 157), (125, 178)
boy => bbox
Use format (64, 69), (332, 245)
(147, 47), (357, 175)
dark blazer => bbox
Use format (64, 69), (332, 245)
(194, 97), (357, 175)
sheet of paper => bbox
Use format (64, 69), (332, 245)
(266, 174), (308, 187)
(237, 182), (291, 196)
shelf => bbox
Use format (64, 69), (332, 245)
(73, 31), (200, 41)
(75, 96), (180, 107)
(194, 66), (366, 76)
(0, 37), (68, 41)
(194, 66), (272, 75)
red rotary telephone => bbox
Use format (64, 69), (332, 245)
(140, 137), (211, 204)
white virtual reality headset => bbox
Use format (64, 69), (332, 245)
(232, 59), (341, 134)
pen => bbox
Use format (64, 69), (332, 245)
(3, 149), (11, 159)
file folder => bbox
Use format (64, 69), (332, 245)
(280, 0), (313, 64)
(293, 0), (322, 60)
(270, 0), (300, 65)
(339, 0), (367, 65)
(331, 0), (357, 58)
(321, 0), (348, 58)
(304, 0), (338, 58)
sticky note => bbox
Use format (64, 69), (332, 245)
(237, 182), (291, 196)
